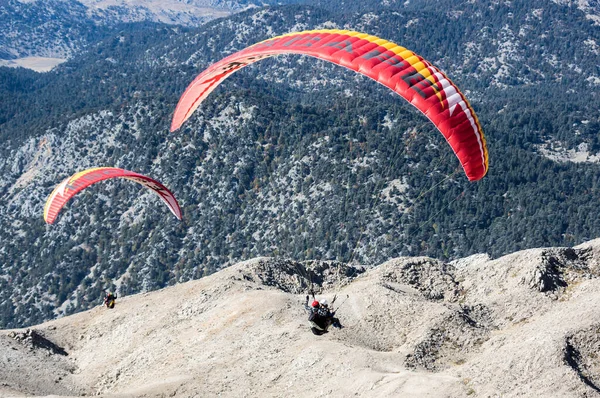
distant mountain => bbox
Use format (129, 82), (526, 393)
(0, 0), (105, 62)
(0, 0), (302, 69)
(0, 1), (600, 329)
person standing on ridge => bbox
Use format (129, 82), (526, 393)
(104, 291), (117, 309)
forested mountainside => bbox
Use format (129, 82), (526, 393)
(0, 0), (599, 327)
(0, 0), (301, 62)
(1, 0), (117, 61)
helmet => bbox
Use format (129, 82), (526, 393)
(320, 299), (328, 306)
(311, 300), (320, 308)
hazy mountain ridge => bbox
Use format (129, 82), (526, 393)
(1, 2), (600, 330)
(0, 0), (300, 65)
(0, 0), (103, 61)
(3, 239), (600, 397)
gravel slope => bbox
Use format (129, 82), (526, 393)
(2, 240), (600, 397)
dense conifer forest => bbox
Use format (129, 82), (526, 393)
(1, 1), (599, 327)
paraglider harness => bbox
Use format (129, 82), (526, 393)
(305, 292), (345, 336)
(104, 292), (117, 309)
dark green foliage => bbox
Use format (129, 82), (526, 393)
(1, 1), (600, 328)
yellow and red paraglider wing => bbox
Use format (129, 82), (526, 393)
(121, 174), (182, 220)
(43, 167), (182, 224)
(171, 29), (488, 181)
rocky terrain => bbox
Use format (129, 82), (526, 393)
(2, 239), (600, 397)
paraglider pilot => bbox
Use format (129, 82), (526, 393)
(104, 291), (117, 309)
(304, 295), (342, 335)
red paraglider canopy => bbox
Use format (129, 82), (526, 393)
(171, 29), (488, 181)
(44, 167), (182, 224)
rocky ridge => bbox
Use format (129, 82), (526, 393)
(2, 239), (600, 396)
